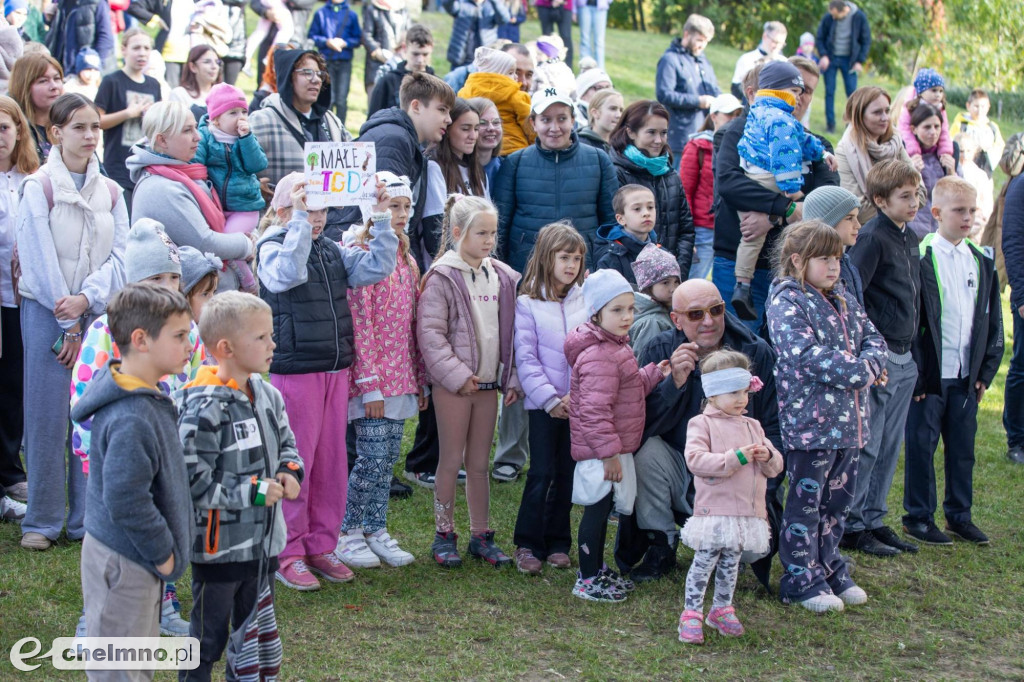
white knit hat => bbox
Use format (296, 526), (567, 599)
(473, 46), (516, 76)
(574, 67), (612, 100)
(583, 269), (633, 318)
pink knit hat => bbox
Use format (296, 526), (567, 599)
(206, 83), (248, 120)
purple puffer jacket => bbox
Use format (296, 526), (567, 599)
(417, 257), (521, 395)
(565, 322), (663, 461)
(514, 285), (588, 412)
(766, 277), (888, 451)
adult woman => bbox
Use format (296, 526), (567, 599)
(836, 86), (916, 224)
(128, 101), (250, 291)
(467, 96), (502, 186)
(16, 94), (128, 550)
(608, 99), (696, 277)
(578, 88), (622, 154)
(907, 101), (960, 239)
(169, 44), (223, 114)
(8, 53), (64, 164)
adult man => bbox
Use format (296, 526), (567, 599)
(730, 21), (787, 101)
(655, 13), (719, 166)
(367, 24), (436, 116)
(622, 280), (782, 586)
(444, 42), (534, 94)
(45, 0), (115, 75)
(1002, 164), (1024, 464)
(712, 56), (838, 331)
(816, 0), (871, 133)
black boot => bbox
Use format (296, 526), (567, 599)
(731, 282), (758, 320)
(629, 531), (678, 583)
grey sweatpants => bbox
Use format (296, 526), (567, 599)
(634, 436), (692, 535)
(493, 398), (529, 470)
(20, 298), (85, 541)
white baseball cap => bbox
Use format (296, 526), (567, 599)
(709, 93), (744, 115)
(531, 87), (574, 115)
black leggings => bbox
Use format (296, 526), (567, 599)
(578, 491), (614, 579)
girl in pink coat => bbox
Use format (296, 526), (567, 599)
(677, 349), (783, 645)
(564, 268), (669, 602)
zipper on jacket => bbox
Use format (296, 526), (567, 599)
(315, 238), (342, 370)
(247, 383), (275, 553)
(220, 146), (232, 208)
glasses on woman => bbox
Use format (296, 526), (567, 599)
(198, 57), (223, 66)
(674, 303), (726, 322)
(295, 68), (328, 82)
(478, 119), (502, 129)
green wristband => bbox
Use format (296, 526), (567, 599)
(735, 449), (748, 465)
(785, 202), (797, 218)
(253, 479), (269, 506)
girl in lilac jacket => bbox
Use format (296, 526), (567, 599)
(511, 223), (589, 576)
(765, 220), (887, 614)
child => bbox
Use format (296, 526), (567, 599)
(897, 69), (955, 169)
(595, 184), (658, 284)
(511, 222), (588, 575)
(63, 48), (102, 101)
(844, 159), (925, 557)
(176, 291), (303, 680)
(677, 349), (783, 641)
(417, 195), (521, 568)
(309, 0), (363, 125)
(242, 0), (293, 78)
(628, 243), (681, 360)
(954, 133), (994, 237)
(733, 61), (836, 320)
(96, 28), (162, 206)
(336, 172), (424, 569)
(903, 177), (1003, 546)
(564, 269), (670, 601)
(257, 173), (397, 590)
(951, 89), (1005, 178)
(367, 24), (435, 116)
(458, 46), (534, 156)
(195, 82), (268, 294)
(70, 283), (193, 643)
(795, 32), (817, 62)
(803, 185), (865, 304)
(766, 221), (887, 613)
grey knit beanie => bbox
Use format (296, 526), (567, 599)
(803, 186), (860, 228)
(125, 219), (180, 283)
(178, 246), (223, 295)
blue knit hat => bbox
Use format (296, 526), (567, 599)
(583, 269), (633, 318)
(913, 68), (945, 95)
(74, 48), (101, 74)
(3, 0), (26, 17)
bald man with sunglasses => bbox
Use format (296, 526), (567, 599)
(615, 279), (784, 586)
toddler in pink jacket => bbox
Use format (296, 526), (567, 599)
(677, 349), (783, 645)
(897, 69), (955, 166)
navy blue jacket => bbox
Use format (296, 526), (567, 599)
(655, 37), (720, 153)
(493, 132), (618, 272)
(47, 0), (114, 74)
(309, 2), (363, 61)
(816, 5), (871, 64)
(593, 224), (655, 285)
(1002, 174), (1024, 310)
(840, 252), (864, 305)
(443, 0), (510, 67)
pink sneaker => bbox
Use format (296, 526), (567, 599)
(677, 609), (704, 644)
(307, 551), (355, 583)
(275, 558), (321, 591)
(706, 605), (744, 637)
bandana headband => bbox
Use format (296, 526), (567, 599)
(701, 367), (758, 397)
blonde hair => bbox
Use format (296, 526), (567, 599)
(435, 195), (498, 262)
(141, 100), (196, 146)
(932, 175), (977, 208)
(774, 220), (844, 287)
(519, 222), (586, 301)
(699, 349), (750, 374)
(587, 88), (622, 127)
(120, 26), (151, 50)
(683, 14), (715, 39)
(199, 291), (272, 351)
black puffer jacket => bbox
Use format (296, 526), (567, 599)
(611, 147), (696, 278)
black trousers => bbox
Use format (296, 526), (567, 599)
(326, 59), (352, 126)
(578, 491), (614, 579)
(513, 410), (574, 558)
(181, 574), (267, 682)
(904, 378), (978, 525)
(404, 395), (439, 475)
(536, 5), (574, 68)
(0, 306), (25, 487)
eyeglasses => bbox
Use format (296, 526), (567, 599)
(479, 119), (502, 128)
(673, 302), (726, 322)
(295, 68), (328, 82)
(198, 58), (223, 66)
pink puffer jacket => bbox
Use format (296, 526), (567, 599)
(565, 322), (663, 461)
(417, 256), (521, 395)
(684, 406), (784, 519)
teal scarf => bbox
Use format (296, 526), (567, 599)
(624, 145), (672, 177)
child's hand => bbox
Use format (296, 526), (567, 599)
(603, 456), (622, 482)
(874, 368), (888, 387)
(657, 359), (671, 377)
(458, 375), (480, 396)
(327, 37), (346, 52)
(785, 190), (805, 201)
(739, 444), (768, 462)
(824, 153), (838, 171)
(236, 116), (250, 137)
(910, 154), (925, 171)
(260, 478), (285, 505)
(291, 182), (307, 212)
(550, 402), (569, 419)
(365, 400), (385, 419)
(276, 472), (301, 500)
(503, 390), (518, 407)
(939, 154), (956, 176)
(418, 388), (429, 411)
(976, 381), (987, 403)
(156, 553), (175, 576)
(372, 178), (390, 214)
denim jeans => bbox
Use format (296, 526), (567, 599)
(711, 256), (772, 333)
(326, 59), (353, 127)
(823, 54), (858, 129)
(688, 227), (715, 280)
(577, 5), (607, 69)
(1004, 305), (1024, 448)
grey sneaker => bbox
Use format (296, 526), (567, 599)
(572, 573), (627, 602)
(5, 481), (27, 502)
(159, 596), (190, 636)
(1, 495), (26, 522)
(491, 464), (520, 482)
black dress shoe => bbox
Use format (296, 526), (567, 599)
(841, 530), (900, 557)
(872, 526), (918, 553)
(946, 520), (990, 545)
(1007, 446), (1024, 465)
(731, 282), (758, 321)
(389, 476), (413, 499)
(902, 520), (953, 545)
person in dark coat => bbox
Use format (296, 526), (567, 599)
(815, 0), (871, 133)
(366, 24), (436, 116)
(1003, 168), (1024, 465)
(443, 0), (509, 70)
(46, 0), (115, 75)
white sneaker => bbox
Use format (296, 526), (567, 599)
(1, 495), (26, 522)
(336, 528), (381, 568)
(837, 585), (868, 605)
(366, 529), (415, 567)
(799, 593), (845, 613)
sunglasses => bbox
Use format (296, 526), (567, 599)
(674, 302), (726, 322)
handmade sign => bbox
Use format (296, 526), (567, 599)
(303, 141), (377, 208)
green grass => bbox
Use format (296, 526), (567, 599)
(3, 14), (1023, 680)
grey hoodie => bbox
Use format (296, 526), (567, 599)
(127, 144), (251, 292)
(71, 361), (192, 582)
(629, 292), (674, 361)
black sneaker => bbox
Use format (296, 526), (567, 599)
(873, 526), (919, 553)
(840, 530), (901, 557)
(432, 531), (462, 568)
(902, 520), (953, 546)
(731, 282), (758, 320)
(1007, 446), (1024, 465)
(945, 520), (990, 545)
(404, 470), (436, 489)
(468, 530), (513, 568)
(389, 476), (413, 499)
(629, 542), (678, 583)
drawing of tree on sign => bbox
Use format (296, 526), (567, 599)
(307, 152), (318, 172)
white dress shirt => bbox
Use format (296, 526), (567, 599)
(932, 234), (978, 379)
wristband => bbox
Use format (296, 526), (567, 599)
(785, 202), (797, 218)
(253, 479), (269, 506)
(735, 448), (748, 465)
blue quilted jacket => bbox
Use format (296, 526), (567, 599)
(738, 96), (826, 195)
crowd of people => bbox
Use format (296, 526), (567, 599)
(1, 0), (1023, 677)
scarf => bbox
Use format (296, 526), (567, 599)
(145, 162), (226, 233)
(623, 144), (671, 177)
